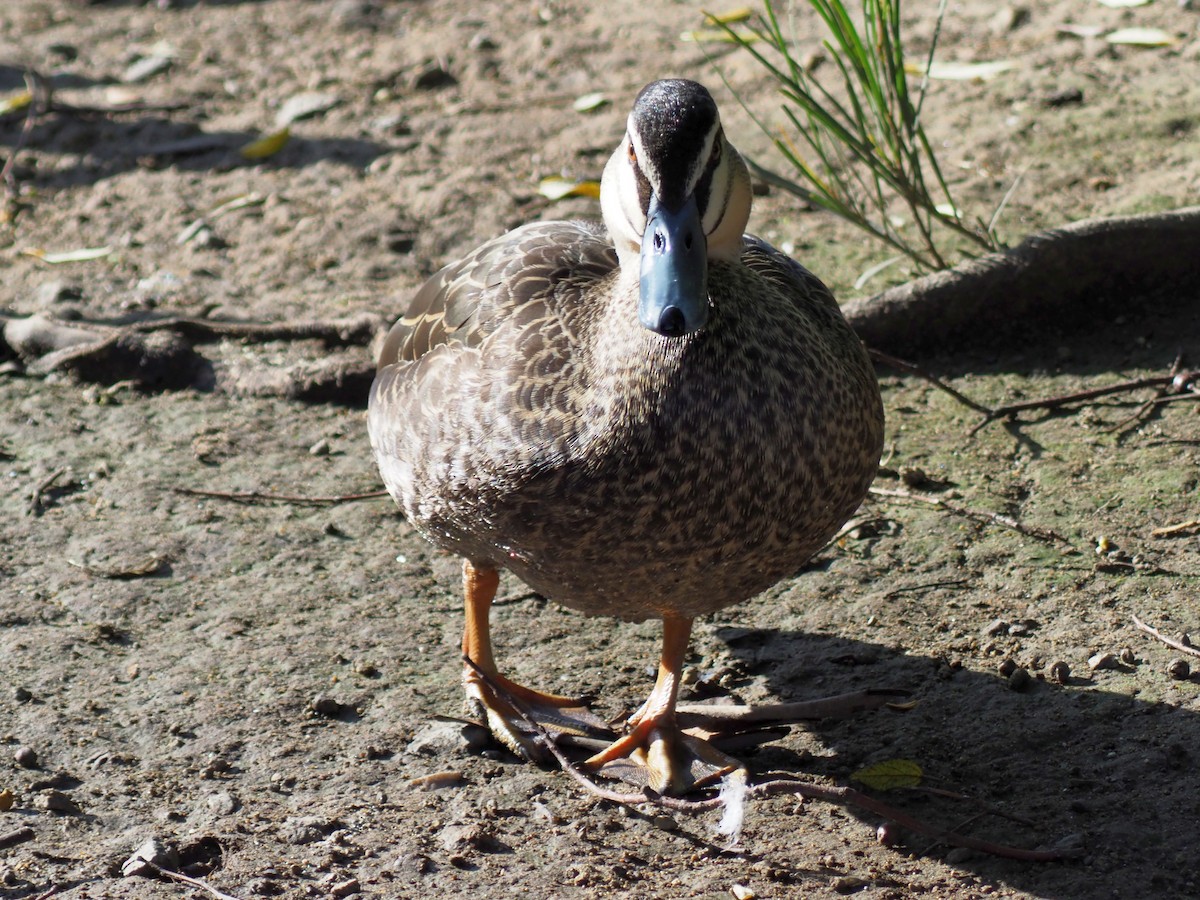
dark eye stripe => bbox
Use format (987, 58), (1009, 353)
(693, 136), (724, 224)
(633, 162), (652, 216)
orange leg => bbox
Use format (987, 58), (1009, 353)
(460, 560), (604, 759)
(585, 616), (743, 794)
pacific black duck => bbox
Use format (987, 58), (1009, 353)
(368, 79), (885, 794)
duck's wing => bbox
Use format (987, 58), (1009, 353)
(376, 220), (618, 370)
(739, 234), (843, 318)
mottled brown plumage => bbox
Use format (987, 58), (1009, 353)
(368, 80), (883, 792)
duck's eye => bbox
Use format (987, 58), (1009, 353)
(627, 142), (638, 165)
(709, 136), (722, 167)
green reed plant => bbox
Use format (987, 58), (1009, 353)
(720, 0), (1001, 271)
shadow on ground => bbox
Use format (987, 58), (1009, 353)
(0, 111), (387, 187)
(713, 627), (1197, 899)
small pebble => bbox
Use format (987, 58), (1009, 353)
(1043, 86), (1084, 108)
(206, 791), (240, 815)
(34, 282), (83, 308)
(406, 720), (492, 756)
(876, 822), (901, 846)
(438, 822), (493, 852)
(731, 884), (756, 900)
(308, 438), (331, 456)
(122, 54), (173, 84)
(332, 0), (381, 27)
(121, 837), (179, 877)
(989, 5), (1030, 35)
(997, 658), (1017, 678)
(34, 790), (80, 814)
(1118, 647), (1136, 665)
(646, 812), (678, 832)
(353, 659), (380, 678)
(1048, 660), (1071, 684)
(1007, 667), (1033, 692)
(13, 747), (38, 769)
(412, 64), (457, 90)
(331, 878), (361, 898)
(282, 816), (332, 846)
(1167, 658), (1190, 681)
(831, 875), (872, 894)
(47, 42), (78, 61)
(384, 229), (417, 254)
(984, 619), (1010, 637)
(407, 771), (465, 791)
(275, 91), (341, 127)
(0, 789), (13, 812)
(310, 694), (349, 717)
(1088, 652), (1120, 671)
(12, 687), (32, 703)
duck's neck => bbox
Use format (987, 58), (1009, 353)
(577, 267), (713, 440)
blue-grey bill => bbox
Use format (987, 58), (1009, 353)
(638, 194), (708, 337)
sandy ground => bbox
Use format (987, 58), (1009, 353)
(2, 1), (1200, 898)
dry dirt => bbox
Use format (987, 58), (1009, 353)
(3, 1), (1200, 898)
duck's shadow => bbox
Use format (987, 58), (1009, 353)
(706, 626), (1195, 899)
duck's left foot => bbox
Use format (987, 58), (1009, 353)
(584, 708), (746, 795)
(463, 660), (613, 764)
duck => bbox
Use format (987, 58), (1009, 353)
(368, 79), (884, 795)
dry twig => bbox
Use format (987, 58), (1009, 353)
(969, 372), (1188, 436)
(1, 70), (49, 222)
(868, 486), (1070, 545)
(27, 468), (66, 516)
(1131, 614), (1200, 661)
(142, 861), (244, 900)
(870, 348), (1196, 437)
(0, 826), (35, 849)
(174, 486), (387, 507)
(1151, 520), (1200, 538)
(869, 349), (991, 415)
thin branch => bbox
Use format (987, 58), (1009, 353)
(1152, 520), (1200, 538)
(973, 371), (1192, 436)
(0, 827), (36, 850)
(173, 487), (388, 507)
(28, 467), (66, 516)
(868, 348), (991, 414)
(2, 70), (46, 214)
(142, 861), (245, 900)
(45, 99), (190, 117)
(1132, 614), (1200, 661)
(461, 654), (646, 805)
(493, 590), (545, 607)
(869, 487), (1071, 545)
(871, 349), (1196, 437)
(1104, 385), (1199, 435)
(884, 579), (969, 599)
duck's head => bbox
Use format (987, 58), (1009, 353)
(602, 79), (751, 338)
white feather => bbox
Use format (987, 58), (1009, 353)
(716, 769), (749, 842)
